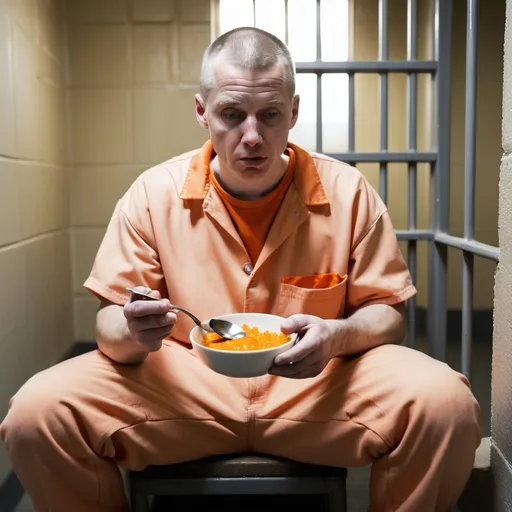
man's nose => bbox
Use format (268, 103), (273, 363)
(241, 117), (262, 147)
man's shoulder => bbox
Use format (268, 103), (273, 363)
(144, 147), (202, 178)
(294, 146), (385, 214)
(308, 150), (363, 179)
(133, 147), (203, 190)
(299, 149), (370, 198)
(119, 147), (204, 210)
(164, 147), (204, 165)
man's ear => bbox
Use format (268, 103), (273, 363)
(195, 94), (209, 129)
(289, 94), (300, 130)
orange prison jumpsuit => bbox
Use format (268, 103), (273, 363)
(0, 141), (481, 512)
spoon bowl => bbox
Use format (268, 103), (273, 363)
(125, 287), (246, 340)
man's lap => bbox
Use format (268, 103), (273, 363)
(3, 339), (477, 469)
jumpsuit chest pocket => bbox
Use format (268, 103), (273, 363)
(275, 273), (348, 319)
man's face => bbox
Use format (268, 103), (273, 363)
(195, 58), (299, 199)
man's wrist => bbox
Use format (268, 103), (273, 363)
(325, 316), (366, 358)
(326, 318), (348, 358)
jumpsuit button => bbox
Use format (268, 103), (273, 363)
(243, 263), (253, 275)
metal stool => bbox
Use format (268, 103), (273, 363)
(129, 453), (348, 511)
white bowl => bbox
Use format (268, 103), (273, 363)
(189, 312), (297, 378)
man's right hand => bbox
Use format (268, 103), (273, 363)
(123, 287), (177, 352)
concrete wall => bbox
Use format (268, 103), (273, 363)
(67, 0), (211, 340)
(0, 0), (73, 483)
(491, 0), (512, 506)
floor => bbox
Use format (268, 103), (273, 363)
(12, 334), (491, 512)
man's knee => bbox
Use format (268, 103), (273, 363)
(1, 370), (64, 450)
(410, 361), (481, 443)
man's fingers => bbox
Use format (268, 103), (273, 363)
(127, 286), (161, 302)
(269, 357), (321, 379)
(137, 325), (173, 349)
(280, 314), (320, 334)
(125, 298), (171, 319)
(129, 312), (176, 332)
(271, 350), (321, 373)
(123, 287), (175, 353)
(273, 330), (319, 366)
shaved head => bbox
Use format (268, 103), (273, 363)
(200, 27), (296, 101)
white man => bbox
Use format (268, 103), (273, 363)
(0, 27), (481, 512)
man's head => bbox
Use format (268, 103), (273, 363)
(199, 27), (296, 101)
(195, 27), (300, 200)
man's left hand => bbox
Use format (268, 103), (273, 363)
(269, 314), (338, 379)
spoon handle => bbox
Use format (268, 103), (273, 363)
(168, 304), (203, 328)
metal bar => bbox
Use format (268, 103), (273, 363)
(328, 151), (437, 163)
(348, 73), (355, 152)
(462, 251), (473, 378)
(428, 206), (448, 361)
(253, 0), (256, 26)
(428, 0), (453, 362)
(379, 0), (389, 60)
(379, 166), (388, 203)
(379, 0), (389, 204)
(407, 157), (417, 351)
(317, 74), (323, 153)
(407, 158), (417, 351)
(295, 61), (437, 73)
(133, 477), (343, 495)
(407, 241), (417, 348)
(284, 0), (289, 45)
(316, 0), (321, 61)
(407, 0), (418, 60)
(408, 166), (417, 228)
(435, 233), (500, 261)
(407, 0), (418, 152)
(315, 0), (323, 153)
(461, 0), (479, 378)
(396, 229), (433, 241)
(406, 0), (418, 348)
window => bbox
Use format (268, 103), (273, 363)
(214, 0), (351, 153)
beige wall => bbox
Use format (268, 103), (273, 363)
(492, 0), (512, 504)
(67, 0), (211, 340)
(0, 0), (72, 482)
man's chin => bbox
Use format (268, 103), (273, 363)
(234, 158), (272, 175)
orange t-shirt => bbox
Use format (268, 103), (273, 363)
(210, 149), (296, 265)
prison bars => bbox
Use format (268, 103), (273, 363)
(462, 0), (478, 378)
(407, 0), (418, 351)
(292, 0), (498, 379)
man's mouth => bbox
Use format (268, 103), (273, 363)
(240, 156), (266, 163)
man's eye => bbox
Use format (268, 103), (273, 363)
(223, 110), (243, 120)
(264, 110), (279, 120)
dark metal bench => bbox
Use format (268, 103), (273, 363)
(129, 453), (348, 511)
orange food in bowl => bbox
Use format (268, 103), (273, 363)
(201, 324), (291, 351)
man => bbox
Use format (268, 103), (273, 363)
(1, 27), (481, 511)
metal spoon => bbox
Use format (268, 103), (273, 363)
(125, 287), (246, 340)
